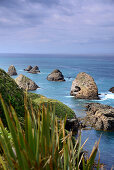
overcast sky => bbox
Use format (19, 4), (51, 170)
(0, 0), (114, 54)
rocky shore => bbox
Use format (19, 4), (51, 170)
(79, 103), (114, 131)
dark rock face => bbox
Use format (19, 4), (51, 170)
(24, 65), (33, 71)
(70, 72), (99, 99)
(109, 87), (114, 93)
(15, 74), (39, 91)
(7, 65), (17, 76)
(81, 103), (114, 131)
(47, 69), (65, 81)
(28, 66), (40, 74)
(65, 118), (79, 132)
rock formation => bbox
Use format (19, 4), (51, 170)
(47, 69), (65, 81)
(7, 65), (17, 76)
(65, 118), (79, 132)
(15, 74), (39, 91)
(28, 66), (40, 74)
(70, 72), (99, 99)
(109, 87), (114, 93)
(24, 65), (33, 71)
(80, 103), (114, 131)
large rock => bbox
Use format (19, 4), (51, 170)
(28, 66), (40, 74)
(24, 65), (33, 71)
(15, 74), (39, 91)
(47, 69), (65, 81)
(7, 65), (17, 76)
(0, 69), (24, 125)
(70, 72), (99, 99)
(109, 87), (114, 93)
(81, 103), (114, 131)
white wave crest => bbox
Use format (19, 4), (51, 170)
(65, 96), (74, 98)
(99, 92), (114, 100)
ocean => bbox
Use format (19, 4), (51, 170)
(0, 53), (114, 169)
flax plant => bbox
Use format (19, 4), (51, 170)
(0, 94), (100, 170)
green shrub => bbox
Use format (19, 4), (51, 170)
(0, 95), (100, 169)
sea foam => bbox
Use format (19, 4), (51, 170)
(99, 92), (114, 100)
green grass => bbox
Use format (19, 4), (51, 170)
(27, 92), (75, 119)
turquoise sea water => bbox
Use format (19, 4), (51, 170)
(0, 53), (114, 169)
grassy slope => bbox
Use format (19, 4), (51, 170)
(27, 93), (75, 119)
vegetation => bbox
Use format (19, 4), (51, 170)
(0, 69), (24, 125)
(27, 93), (75, 119)
(0, 95), (100, 170)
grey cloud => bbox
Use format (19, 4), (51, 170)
(0, 0), (114, 53)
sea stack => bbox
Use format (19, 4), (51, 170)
(15, 74), (39, 91)
(24, 65), (33, 71)
(7, 65), (17, 76)
(70, 72), (99, 99)
(28, 66), (40, 74)
(109, 87), (114, 93)
(47, 69), (65, 81)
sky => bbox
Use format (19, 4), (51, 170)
(0, 0), (114, 54)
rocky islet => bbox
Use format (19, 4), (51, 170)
(15, 74), (39, 91)
(109, 87), (114, 93)
(7, 65), (17, 76)
(70, 72), (99, 99)
(47, 69), (65, 81)
(24, 65), (40, 74)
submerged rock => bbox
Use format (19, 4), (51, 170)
(28, 66), (40, 74)
(81, 103), (114, 131)
(24, 65), (33, 71)
(47, 69), (65, 81)
(7, 65), (17, 76)
(15, 74), (39, 91)
(109, 87), (114, 93)
(70, 72), (99, 99)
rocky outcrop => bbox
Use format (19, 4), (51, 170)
(28, 66), (40, 74)
(24, 65), (33, 71)
(47, 69), (65, 81)
(70, 72), (99, 99)
(109, 87), (114, 93)
(15, 74), (39, 91)
(65, 118), (79, 132)
(80, 103), (114, 131)
(7, 65), (17, 76)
